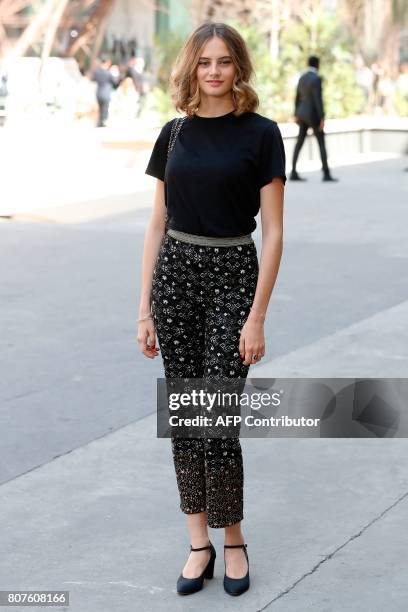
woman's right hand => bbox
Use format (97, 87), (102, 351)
(137, 318), (160, 359)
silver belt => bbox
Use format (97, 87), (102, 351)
(167, 228), (254, 247)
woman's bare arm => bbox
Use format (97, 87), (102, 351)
(250, 178), (284, 319)
(239, 178), (284, 365)
(137, 178), (167, 358)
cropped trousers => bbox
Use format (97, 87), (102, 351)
(151, 232), (259, 528)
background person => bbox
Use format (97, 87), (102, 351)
(90, 56), (122, 127)
(291, 55), (338, 182)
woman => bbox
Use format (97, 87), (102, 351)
(137, 22), (286, 596)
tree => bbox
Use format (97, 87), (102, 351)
(340, 0), (408, 77)
(64, 0), (116, 66)
(0, 0), (118, 69)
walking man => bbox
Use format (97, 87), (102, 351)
(91, 56), (121, 127)
(291, 56), (338, 182)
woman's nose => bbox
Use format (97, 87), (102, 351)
(209, 64), (221, 75)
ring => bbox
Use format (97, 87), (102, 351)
(252, 354), (258, 360)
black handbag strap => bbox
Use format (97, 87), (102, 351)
(167, 115), (187, 160)
(163, 115), (187, 232)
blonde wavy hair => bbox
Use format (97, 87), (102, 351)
(169, 22), (259, 118)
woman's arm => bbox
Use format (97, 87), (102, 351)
(137, 179), (167, 359)
(239, 178), (284, 366)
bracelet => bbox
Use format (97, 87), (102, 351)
(138, 313), (153, 322)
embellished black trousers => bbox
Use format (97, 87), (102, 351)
(151, 233), (259, 528)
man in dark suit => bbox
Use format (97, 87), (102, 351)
(291, 56), (338, 182)
(91, 57), (122, 127)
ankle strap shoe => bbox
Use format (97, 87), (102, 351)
(223, 543), (250, 596)
(176, 541), (216, 595)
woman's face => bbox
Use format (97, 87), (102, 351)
(196, 36), (237, 100)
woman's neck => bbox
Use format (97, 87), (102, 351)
(196, 98), (235, 118)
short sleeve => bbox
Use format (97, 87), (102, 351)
(257, 122), (287, 188)
(144, 120), (173, 181)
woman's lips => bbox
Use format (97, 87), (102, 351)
(207, 81), (223, 87)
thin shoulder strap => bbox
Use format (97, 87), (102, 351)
(167, 115), (187, 160)
(163, 115), (187, 232)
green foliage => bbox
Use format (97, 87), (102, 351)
(323, 49), (365, 117)
(152, 32), (185, 90)
(147, 33), (185, 121)
(394, 87), (408, 115)
(146, 85), (177, 123)
(280, 12), (365, 118)
(230, 21), (287, 120)
(148, 11), (367, 123)
(230, 13), (364, 121)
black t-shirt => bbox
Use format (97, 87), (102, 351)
(144, 110), (286, 237)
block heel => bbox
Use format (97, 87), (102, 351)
(203, 554), (215, 579)
(176, 541), (216, 595)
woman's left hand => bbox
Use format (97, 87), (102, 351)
(239, 317), (265, 366)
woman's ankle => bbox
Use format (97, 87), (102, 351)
(190, 536), (211, 548)
(224, 524), (245, 545)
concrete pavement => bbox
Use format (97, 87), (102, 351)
(1, 154), (408, 611)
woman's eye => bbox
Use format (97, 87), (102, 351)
(199, 60), (231, 66)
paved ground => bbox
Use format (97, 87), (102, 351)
(1, 154), (408, 611)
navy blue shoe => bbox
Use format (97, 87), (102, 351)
(176, 541), (216, 595)
(223, 543), (250, 596)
